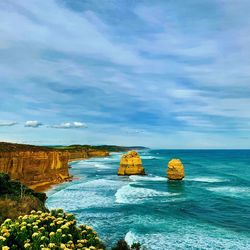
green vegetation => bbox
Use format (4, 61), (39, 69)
(112, 239), (141, 250)
(0, 173), (47, 223)
(0, 209), (105, 250)
(0, 141), (148, 153)
(48, 145), (148, 152)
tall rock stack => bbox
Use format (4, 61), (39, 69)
(118, 151), (145, 175)
(167, 159), (185, 180)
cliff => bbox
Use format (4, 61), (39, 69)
(167, 159), (185, 180)
(68, 148), (109, 162)
(0, 143), (70, 191)
(0, 142), (109, 191)
(118, 151), (145, 175)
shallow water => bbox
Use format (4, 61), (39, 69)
(46, 150), (250, 249)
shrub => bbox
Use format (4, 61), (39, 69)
(112, 239), (142, 250)
(0, 208), (105, 250)
(131, 242), (141, 250)
(112, 239), (130, 250)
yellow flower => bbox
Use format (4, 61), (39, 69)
(49, 232), (55, 237)
(24, 243), (31, 248)
(21, 226), (26, 231)
(4, 219), (11, 224)
(61, 225), (69, 230)
(48, 243), (56, 248)
(3, 232), (10, 238)
(57, 228), (62, 233)
(60, 243), (66, 249)
(41, 236), (46, 241)
(0, 236), (6, 241)
(2, 246), (10, 250)
(1, 228), (8, 234)
(32, 232), (39, 238)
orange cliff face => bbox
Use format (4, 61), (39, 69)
(68, 149), (109, 161)
(0, 150), (70, 191)
(0, 142), (110, 191)
(167, 159), (185, 180)
(118, 151), (145, 175)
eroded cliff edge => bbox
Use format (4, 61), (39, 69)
(0, 142), (109, 191)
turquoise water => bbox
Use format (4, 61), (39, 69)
(46, 150), (250, 249)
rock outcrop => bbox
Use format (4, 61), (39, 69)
(167, 159), (185, 180)
(0, 148), (70, 191)
(118, 151), (145, 175)
(0, 142), (109, 191)
(68, 149), (109, 161)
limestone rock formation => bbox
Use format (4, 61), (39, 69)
(167, 159), (185, 180)
(118, 151), (145, 175)
(0, 142), (110, 191)
(0, 149), (71, 191)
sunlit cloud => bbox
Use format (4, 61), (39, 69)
(25, 120), (42, 128)
(51, 122), (87, 129)
(0, 121), (17, 127)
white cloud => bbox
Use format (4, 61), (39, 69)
(0, 121), (17, 126)
(51, 122), (87, 129)
(25, 120), (42, 128)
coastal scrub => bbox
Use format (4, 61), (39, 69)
(0, 208), (105, 250)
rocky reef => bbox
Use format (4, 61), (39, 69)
(118, 151), (145, 175)
(167, 159), (185, 180)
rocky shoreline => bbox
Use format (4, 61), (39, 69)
(0, 142), (110, 192)
(0, 142), (147, 192)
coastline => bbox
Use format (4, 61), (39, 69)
(0, 142), (147, 193)
(33, 154), (112, 192)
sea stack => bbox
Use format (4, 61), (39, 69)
(118, 151), (145, 175)
(167, 159), (185, 180)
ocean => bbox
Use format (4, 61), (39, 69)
(46, 150), (250, 249)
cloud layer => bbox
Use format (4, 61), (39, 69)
(51, 122), (87, 129)
(0, 121), (17, 127)
(0, 0), (250, 148)
(25, 120), (42, 128)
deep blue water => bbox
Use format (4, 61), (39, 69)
(46, 150), (250, 249)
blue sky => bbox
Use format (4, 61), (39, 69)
(0, 0), (250, 148)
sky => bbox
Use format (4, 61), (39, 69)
(0, 0), (250, 148)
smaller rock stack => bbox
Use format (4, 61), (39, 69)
(167, 159), (185, 180)
(118, 151), (145, 175)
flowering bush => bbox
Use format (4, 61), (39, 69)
(0, 209), (105, 250)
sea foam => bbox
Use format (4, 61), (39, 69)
(124, 230), (250, 250)
(186, 177), (227, 183)
(129, 175), (166, 182)
(206, 186), (250, 197)
(115, 184), (177, 204)
(47, 179), (122, 211)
